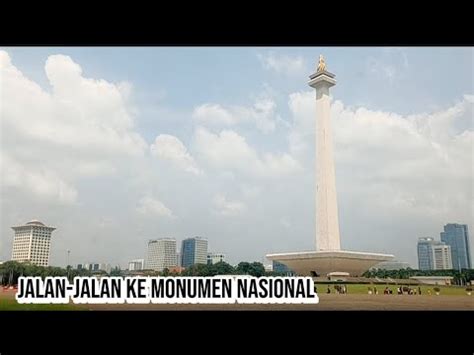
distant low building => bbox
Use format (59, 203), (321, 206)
(371, 260), (411, 270)
(128, 259), (144, 271)
(409, 276), (453, 286)
(77, 263), (111, 273)
(99, 263), (112, 273)
(207, 253), (225, 265)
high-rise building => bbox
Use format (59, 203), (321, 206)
(181, 237), (208, 268)
(417, 237), (452, 270)
(11, 220), (56, 267)
(147, 238), (177, 271)
(128, 259), (144, 271)
(207, 253), (225, 265)
(440, 223), (471, 270)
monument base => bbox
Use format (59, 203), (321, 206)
(266, 250), (394, 277)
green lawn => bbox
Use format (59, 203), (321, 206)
(316, 283), (470, 296)
(0, 297), (84, 311)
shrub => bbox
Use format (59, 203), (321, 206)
(433, 287), (441, 293)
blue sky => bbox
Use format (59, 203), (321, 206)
(1, 47), (472, 268)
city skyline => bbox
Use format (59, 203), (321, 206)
(1, 47), (473, 268)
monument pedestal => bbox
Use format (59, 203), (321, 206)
(266, 250), (393, 277)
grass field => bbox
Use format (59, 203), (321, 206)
(1, 283), (472, 310)
(0, 291), (83, 311)
(318, 283), (470, 296)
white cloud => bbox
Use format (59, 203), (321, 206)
(1, 152), (78, 204)
(136, 196), (175, 218)
(257, 52), (306, 75)
(368, 58), (396, 83)
(367, 50), (409, 84)
(150, 134), (202, 175)
(192, 96), (277, 133)
(194, 127), (301, 178)
(0, 50), (147, 203)
(213, 194), (246, 216)
(288, 90), (474, 220)
(192, 104), (236, 126)
(280, 217), (292, 229)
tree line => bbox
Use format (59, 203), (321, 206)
(4, 260), (471, 286)
(0, 261), (285, 285)
(0, 261), (92, 286)
(363, 268), (474, 285)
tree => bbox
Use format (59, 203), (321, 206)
(235, 262), (251, 275)
(181, 263), (211, 276)
(235, 261), (265, 277)
(210, 261), (235, 275)
(110, 266), (122, 276)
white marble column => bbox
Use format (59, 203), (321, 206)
(308, 67), (341, 251)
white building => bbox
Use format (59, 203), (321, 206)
(432, 244), (452, 270)
(207, 253), (225, 265)
(99, 263), (112, 273)
(128, 259), (144, 271)
(418, 237), (452, 270)
(147, 238), (177, 271)
(11, 219), (56, 267)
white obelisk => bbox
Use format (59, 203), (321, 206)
(308, 55), (341, 251)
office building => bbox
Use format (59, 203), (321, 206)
(11, 219), (56, 267)
(440, 223), (471, 270)
(181, 237), (208, 268)
(207, 253), (225, 265)
(417, 237), (452, 270)
(147, 238), (177, 271)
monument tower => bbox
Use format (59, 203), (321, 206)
(266, 55), (394, 276)
(309, 55), (341, 251)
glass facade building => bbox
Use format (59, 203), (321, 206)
(181, 237), (208, 268)
(440, 223), (471, 270)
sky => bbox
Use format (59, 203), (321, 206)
(0, 47), (473, 269)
